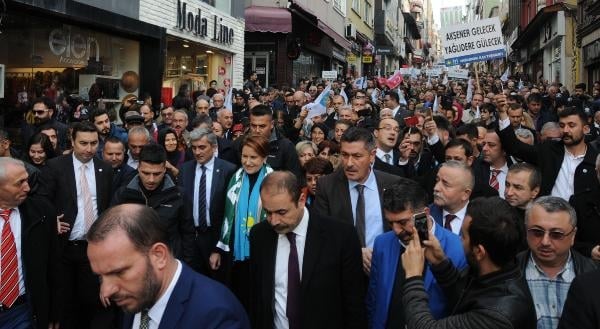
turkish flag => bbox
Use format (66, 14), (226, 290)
(377, 77), (388, 89)
(386, 71), (403, 89)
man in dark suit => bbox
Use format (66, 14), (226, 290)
(373, 118), (407, 176)
(429, 161), (473, 235)
(102, 137), (136, 194)
(44, 121), (114, 329)
(250, 171), (366, 329)
(0, 158), (60, 329)
(313, 127), (403, 274)
(472, 129), (513, 196)
(178, 128), (236, 277)
(87, 204), (250, 329)
(497, 101), (599, 200)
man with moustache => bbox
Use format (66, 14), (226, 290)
(497, 103), (599, 200)
(250, 171), (366, 329)
(171, 110), (191, 146)
(401, 197), (537, 329)
(367, 180), (466, 329)
(102, 137), (136, 194)
(314, 127), (402, 274)
(22, 97), (69, 151)
(86, 204), (250, 329)
(517, 196), (596, 329)
(91, 108), (128, 158)
(504, 163), (541, 221)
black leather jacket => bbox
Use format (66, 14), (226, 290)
(402, 259), (537, 329)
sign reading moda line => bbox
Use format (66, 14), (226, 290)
(440, 17), (505, 66)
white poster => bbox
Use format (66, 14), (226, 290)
(446, 67), (470, 79)
(440, 17), (505, 66)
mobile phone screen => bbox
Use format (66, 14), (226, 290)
(414, 212), (429, 245)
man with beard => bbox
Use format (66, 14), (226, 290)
(250, 171), (366, 329)
(401, 197), (537, 329)
(497, 102), (599, 200)
(171, 110), (191, 146)
(367, 180), (466, 329)
(473, 129), (513, 197)
(102, 137), (136, 194)
(22, 97), (69, 152)
(398, 128), (440, 178)
(91, 108), (128, 159)
(516, 196), (596, 329)
(86, 204), (250, 329)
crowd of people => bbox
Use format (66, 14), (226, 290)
(1, 70), (600, 329)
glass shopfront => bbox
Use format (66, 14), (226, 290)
(0, 12), (140, 107)
(162, 36), (233, 105)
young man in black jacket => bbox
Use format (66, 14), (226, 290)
(401, 197), (536, 329)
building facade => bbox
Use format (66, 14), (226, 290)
(440, 6), (463, 29)
(578, 0), (600, 90)
(138, 0), (245, 104)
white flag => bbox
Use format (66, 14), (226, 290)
(340, 88), (349, 105)
(224, 86), (233, 110)
(500, 67), (510, 82)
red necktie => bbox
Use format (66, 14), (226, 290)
(0, 209), (19, 307)
(444, 214), (456, 231)
(489, 169), (501, 191)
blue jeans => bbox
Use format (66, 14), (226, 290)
(0, 303), (33, 329)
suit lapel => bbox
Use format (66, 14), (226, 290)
(263, 227), (278, 314)
(336, 171), (353, 224)
(301, 214), (324, 293)
(65, 156), (77, 206)
(184, 162), (196, 198)
(373, 171), (390, 231)
(210, 159), (222, 200)
(158, 264), (190, 329)
(93, 158), (108, 211)
(384, 237), (402, 308)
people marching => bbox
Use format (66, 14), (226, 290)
(1, 71), (600, 329)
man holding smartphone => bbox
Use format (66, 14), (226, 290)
(367, 180), (467, 329)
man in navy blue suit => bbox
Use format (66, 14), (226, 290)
(368, 179), (467, 329)
(86, 203), (250, 329)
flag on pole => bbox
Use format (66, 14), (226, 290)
(433, 94), (440, 113)
(398, 87), (407, 106)
(518, 78), (524, 90)
(371, 88), (380, 104)
(340, 88), (349, 105)
(386, 71), (403, 89)
(224, 86), (233, 110)
(500, 67), (510, 82)
(306, 83), (332, 119)
(353, 77), (365, 89)
(466, 77), (474, 103)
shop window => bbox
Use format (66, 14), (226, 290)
(0, 12), (140, 117)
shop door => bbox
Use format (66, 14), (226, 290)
(244, 52), (269, 89)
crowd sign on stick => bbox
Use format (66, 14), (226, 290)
(440, 17), (505, 66)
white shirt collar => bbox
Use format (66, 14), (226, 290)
(489, 161), (509, 173)
(197, 155), (215, 171)
(376, 148), (393, 161)
(443, 202), (468, 220)
(291, 207), (310, 238)
(145, 260), (183, 326)
(72, 154), (93, 170)
(348, 167), (377, 191)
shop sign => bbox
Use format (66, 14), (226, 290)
(255, 67), (266, 74)
(584, 39), (600, 66)
(347, 54), (357, 62)
(363, 55), (373, 63)
(218, 66), (226, 75)
(176, 0), (234, 45)
(48, 27), (100, 66)
(377, 47), (393, 55)
(321, 70), (337, 80)
(224, 56), (231, 64)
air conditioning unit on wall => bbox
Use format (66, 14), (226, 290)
(346, 24), (357, 39)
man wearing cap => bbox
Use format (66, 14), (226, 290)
(123, 111), (145, 130)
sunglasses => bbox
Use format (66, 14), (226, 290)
(526, 227), (575, 241)
(33, 109), (49, 115)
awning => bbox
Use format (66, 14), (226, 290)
(245, 6), (292, 33)
(317, 19), (352, 52)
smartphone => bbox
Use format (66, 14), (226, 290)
(413, 212), (428, 245)
(404, 116), (419, 127)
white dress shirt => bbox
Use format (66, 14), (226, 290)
(442, 202), (468, 235)
(376, 148), (394, 165)
(0, 208), (26, 296)
(132, 260), (182, 329)
(348, 169), (384, 248)
(274, 209), (309, 329)
(490, 162), (509, 198)
(193, 156), (215, 227)
(127, 150), (139, 169)
(391, 105), (401, 118)
(70, 156), (98, 240)
(551, 147), (585, 200)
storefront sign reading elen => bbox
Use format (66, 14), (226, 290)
(49, 27), (100, 66)
(176, 0), (234, 45)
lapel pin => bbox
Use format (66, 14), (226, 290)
(99, 168), (103, 172)
(583, 169), (588, 173)
(216, 169), (220, 173)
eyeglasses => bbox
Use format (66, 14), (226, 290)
(526, 227), (575, 241)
